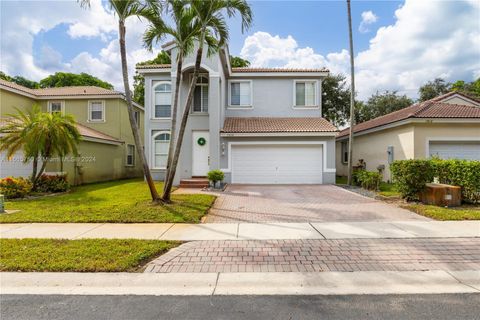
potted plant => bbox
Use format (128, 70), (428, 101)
(207, 170), (225, 190)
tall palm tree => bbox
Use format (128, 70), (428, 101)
(143, 0), (200, 197)
(162, 0), (252, 201)
(0, 105), (81, 189)
(79, 0), (163, 201)
(346, 0), (356, 186)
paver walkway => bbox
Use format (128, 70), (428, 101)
(185, 185), (429, 223)
(146, 238), (480, 273)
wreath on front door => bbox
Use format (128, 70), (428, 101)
(197, 137), (206, 146)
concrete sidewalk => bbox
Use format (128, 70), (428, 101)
(1, 221), (479, 240)
(1, 270), (479, 296)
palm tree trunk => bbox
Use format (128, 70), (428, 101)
(31, 156), (38, 183)
(346, 0), (356, 186)
(119, 19), (161, 202)
(162, 42), (204, 201)
(163, 54), (183, 192)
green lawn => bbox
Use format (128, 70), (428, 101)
(378, 182), (401, 198)
(403, 203), (480, 221)
(0, 179), (216, 223)
(0, 238), (178, 272)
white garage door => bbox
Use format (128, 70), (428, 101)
(231, 144), (323, 184)
(429, 141), (480, 160)
(0, 150), (34, 178)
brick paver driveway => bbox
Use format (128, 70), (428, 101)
(146, 238), (480, 273)
(204, 184), (427, 223)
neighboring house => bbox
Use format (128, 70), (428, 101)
(336, 92), (480, 181)
(137, 43), (338, 185)
(0, 79), (144, 184)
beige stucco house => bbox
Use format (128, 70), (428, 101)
(0, 79), (144, 184)
(336, 92), (480, 182)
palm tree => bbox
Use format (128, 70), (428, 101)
(143, 0), (200, 197)
(79, 0), (163, 201)
(162, 0), (253, 201)
(346, 0), (356, 186)
(0, 105), (81, 189)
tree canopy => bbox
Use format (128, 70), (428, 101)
(0, 71), (40, 89)
(355, 91), (413, 123)
(39, 72), (113, 89)
(230, 56), (250, 67)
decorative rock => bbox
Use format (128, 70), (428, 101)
(420, 183), (461, 207)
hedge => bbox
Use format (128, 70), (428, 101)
(390, 160), (435, 201)
(354, 170), (382, 191)
(390, 158), (480, 203)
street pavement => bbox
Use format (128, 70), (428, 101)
(2, 294), (479, 320)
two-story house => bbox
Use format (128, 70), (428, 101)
(138, 43), (338, 185)
(0, 79), (144, 184)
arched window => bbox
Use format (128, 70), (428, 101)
(153, 82), (171, 118)
(153, 132), (170, 169)
(192, 75), (208, 113)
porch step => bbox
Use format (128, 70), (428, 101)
(179, 178), (209, 188)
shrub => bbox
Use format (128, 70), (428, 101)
(354, 170), (382, 190)
(207, 170), (224, 187)
(432, 158), (480, 204)
(390, 159), (435, 201)
(35, 174), (70, 193)
(0, 177), (32, 199)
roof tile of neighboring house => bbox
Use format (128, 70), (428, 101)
(429, 91), (480, 104)
(0, 117), (122, 144)
(32, 86), (122, 97)
(337, 94), (480, 138)
(222, 117), (338, 133)
(76, 123), (123, 144)
(0, 79), (123, 97)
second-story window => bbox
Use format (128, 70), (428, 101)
(229, 80), (252, 107)
(192, 75), (209, 113)
(134, 110), (140, 128)
(294, 80), (317, 108)
(88, 100), (105, 122)
(48, 101), (64, 114)
(154, 82), (171, 118)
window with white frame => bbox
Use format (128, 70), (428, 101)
(192, 75), (209, 113)
(88, 100), (105, 122)
(48, 101), (64, 114)
(229, 80), (251, 107)
(153, 132), (170, 169)
(294, 80), (317, 107)
(153, 82), (171, 118)
(126, 144), (135, 166)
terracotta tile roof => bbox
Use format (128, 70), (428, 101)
(32, 86), (122, 97)
(0, 79), (36, 96)
(337, 99), (480, 138)
(136, 64), (171, 69)
(0, 117), (122, 144)
(429, 91), (480, 104)
(0, 79), (123, 97)
(232, 67), (329, 73)
(222, 117), (337, 133)
(76, 123), (123, 144)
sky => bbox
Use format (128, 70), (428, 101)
(1, 0), (479, 100)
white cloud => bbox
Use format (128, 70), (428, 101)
(240, 0), (480, 100)
(0, 0), (158, 91)
(359, 11), (378, 33)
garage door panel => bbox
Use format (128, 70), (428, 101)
(0, 151), (35, 178)
(231, 144), (323, 184)
(429, 141), (480, 161)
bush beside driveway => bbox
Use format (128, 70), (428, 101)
(0, 179), (216, 223)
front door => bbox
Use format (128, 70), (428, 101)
(192, 131), (210, 176)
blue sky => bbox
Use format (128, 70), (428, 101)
(1, 0), (479, 100)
